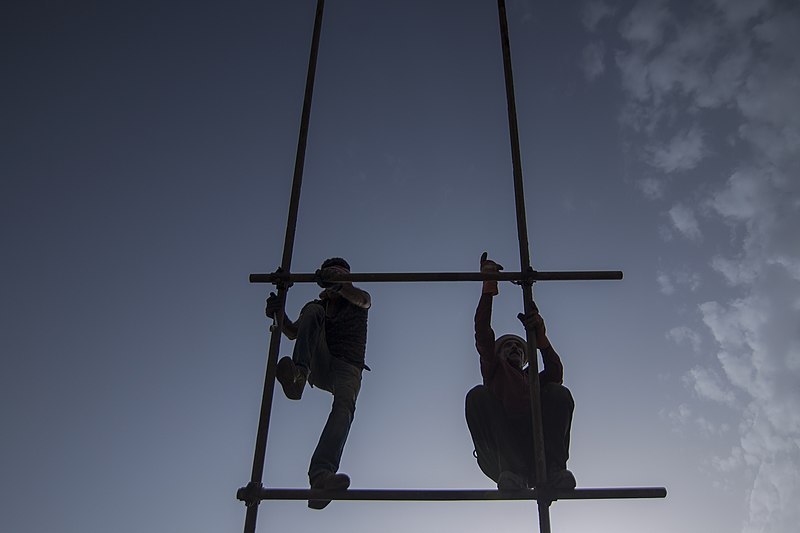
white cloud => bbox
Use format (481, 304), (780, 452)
(658, 269), (701, 294)
(648, 20), (726, 100)
(685, 366), (737, 406)
(745, 457), (800, 533)
(637, 176), (664, 199)
(713, 0), (769, 27)
(713, 445), (745, 472)
(678, 270), (701, 291)
(695, 414), (730, 435)
(699, 299), (753, 350)
(656, 271), (674, 294)
(667, 325), (702, 352)
(615, 13), (752, 123)
(581, 0), (616, 32)
(748, 14), (800, 118)
(618, 0), (671, 51)
(603, 0), (800, 529)
(668, 203), (702, 241)
(695, 43), (752, 108)
(708, 168), (764, 221)
(709, 167), (800, 284)
(668, 403), (692, 425)
(710, 256), (758, 286)
(667, 403), (732, 434)
(700, 289), (800, 532)
(580, 41), (606, 80)
(736, 17), (800, 165)
(647, 126), (708, 172)
(615, 48), (652, 104)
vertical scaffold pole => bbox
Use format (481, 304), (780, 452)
(243, 1), (326, 532)
(496, 2), (552, 533)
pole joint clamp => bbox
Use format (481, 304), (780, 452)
(270, 267), (293, 291)
(237, 481), (263, 508)
(512, 267), (536, 287)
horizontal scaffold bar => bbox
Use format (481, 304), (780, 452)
(249, 270), (624, 284)
(241, 487), (666, 502)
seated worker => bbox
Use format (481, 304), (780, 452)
(265, 257), (371, 509)
(465, 252), (576, 490)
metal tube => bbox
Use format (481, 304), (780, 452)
(249, 270), (623, 283)
(496, 1), (550, 531)
(243, 1), (326, 532)
(245, 487), (668, 502)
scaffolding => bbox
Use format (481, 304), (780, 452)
(237, 1), (667, 532)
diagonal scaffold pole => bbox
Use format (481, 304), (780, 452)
(241, 1), (326, 532)
(496, 1), (552, 532)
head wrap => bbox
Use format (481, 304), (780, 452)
(495, 334), (528, 362)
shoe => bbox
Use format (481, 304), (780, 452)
(497, 471), (528, 490)
(276, 357), (307, 400)
(308, 471), (351, 510)
(548, 468), (576, 489)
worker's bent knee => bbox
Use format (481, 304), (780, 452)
(465, 384), (491, 409)
(465, 384), (503, 418)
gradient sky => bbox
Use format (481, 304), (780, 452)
(2, 1), (798, 532)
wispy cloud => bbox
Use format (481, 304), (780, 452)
(684, 366), (737, 406)
(667, 325), (702, 353)
(593, 0), (800, 530)
(637, 176), (665, 199)
(665, 403), (731, 435)
(581, 0), (616, 32)
(668, 203), (702, 241)
(657, 271), (674, 294)
(647, 126), (708, 173)
(713, 0), (769, 27)
(658, 269), (701, 295)
(618, 0), (671, 52)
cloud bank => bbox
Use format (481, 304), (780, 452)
(583, 0), (800, 530)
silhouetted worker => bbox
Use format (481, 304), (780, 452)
(265, 257), (371, 509)
(465, 252), (576, 490)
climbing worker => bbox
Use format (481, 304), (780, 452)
(265, 257), (371, 509)
(465, 252), (576, 491)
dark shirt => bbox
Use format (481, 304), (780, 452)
(307, 285), (370, 369)
(474, 293), (563, 418)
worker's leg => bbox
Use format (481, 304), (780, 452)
(292, 302), (328, 375)
(308, 357), (362, 482)
(465, 384), (528, 484)
(540, 383), (574, 471)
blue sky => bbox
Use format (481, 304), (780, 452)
(2, 1), (798, 532)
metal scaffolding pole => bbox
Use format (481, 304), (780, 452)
(249, 270), (623, 284)
(241, 1), (325, 532)
(496, 0), (551, 531)
(239, 2), (668, 532)
(240, 487), (667, 503)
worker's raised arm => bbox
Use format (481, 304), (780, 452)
(517, 308), (564, 384)
(475, 252), (504, 364)
(475, 292), (497, 360)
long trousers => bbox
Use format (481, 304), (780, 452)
(465, 382), (574, 484)
(292, 302), (362, 483)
